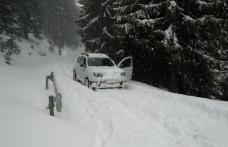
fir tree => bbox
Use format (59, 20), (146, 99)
(175, 0), (228, 98)
(0, 0), (19, 64)
(112, 0), (182, 88)
(77, 0), (228, 99)
(16, 0), (42, 39)
(77, 0), (115, 54)
(40, 0), (79, 54)
(0, 0), (17, 35)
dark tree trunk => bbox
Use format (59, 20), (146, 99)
(59, 47), (62, 56)
(23, 25), (29, 39)
(169, 63), (179, 93)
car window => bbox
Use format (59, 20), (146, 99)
(88, 57), (114, 66)
(120, 58), (131, 68)
(81, 57), (86, 67)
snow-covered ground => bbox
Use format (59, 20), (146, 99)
(1, 39), (228, 147)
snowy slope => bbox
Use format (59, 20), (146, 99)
(0, 41), (228, 147)
(0, 40), (93, 147)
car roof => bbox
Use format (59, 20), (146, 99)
(81, 53), (109, 58)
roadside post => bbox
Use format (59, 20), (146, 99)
(46, 72), (62, 116)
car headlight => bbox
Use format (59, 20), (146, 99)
(93, 72), (103, 77)
(120, 72), (125, 76)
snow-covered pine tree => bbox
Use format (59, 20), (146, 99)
(77, 0), (227, 99)
(0, 0), (20, 64)
(77, 0), (117, 58)
(1, 0), (42, 63)
(39, 0), (79, 53)
(78, 0), (183, 88)
(112, 0), (183, 89)
(0, 0), (17, 35)
(16, 0), (42, 39)
(175, 0), (228, 98)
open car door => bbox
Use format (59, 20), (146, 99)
(118, 56), (133, 81)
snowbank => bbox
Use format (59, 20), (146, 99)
(0, 41), (228, 147)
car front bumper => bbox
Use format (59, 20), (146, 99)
(91, 80), (126, 88)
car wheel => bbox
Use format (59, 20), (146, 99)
(92, 87), (96, 91)
(118, 82), (124, 89)
(84, 78), (90, 88)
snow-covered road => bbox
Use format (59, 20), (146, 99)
(1, 44), (228, 147)
(51, 51), (228, 147)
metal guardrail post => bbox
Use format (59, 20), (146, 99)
(55, 93), (62, 112)
(46, 72), (62, 116)
(50, 72), (54, 81)
(46, 72), (54, 90)
(49, 96), (55, 116)
(46, 75), (49, 89)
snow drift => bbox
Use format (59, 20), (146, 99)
(0, 39), (228, 147)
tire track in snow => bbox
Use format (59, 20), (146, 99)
(54, 55), (175, 147)
(97, 88), (180, 147)
(98, 85), (228, 147)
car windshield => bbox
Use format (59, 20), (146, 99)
(88, 57), (114, 66)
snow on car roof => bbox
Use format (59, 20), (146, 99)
(81, 53), (109, 58)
